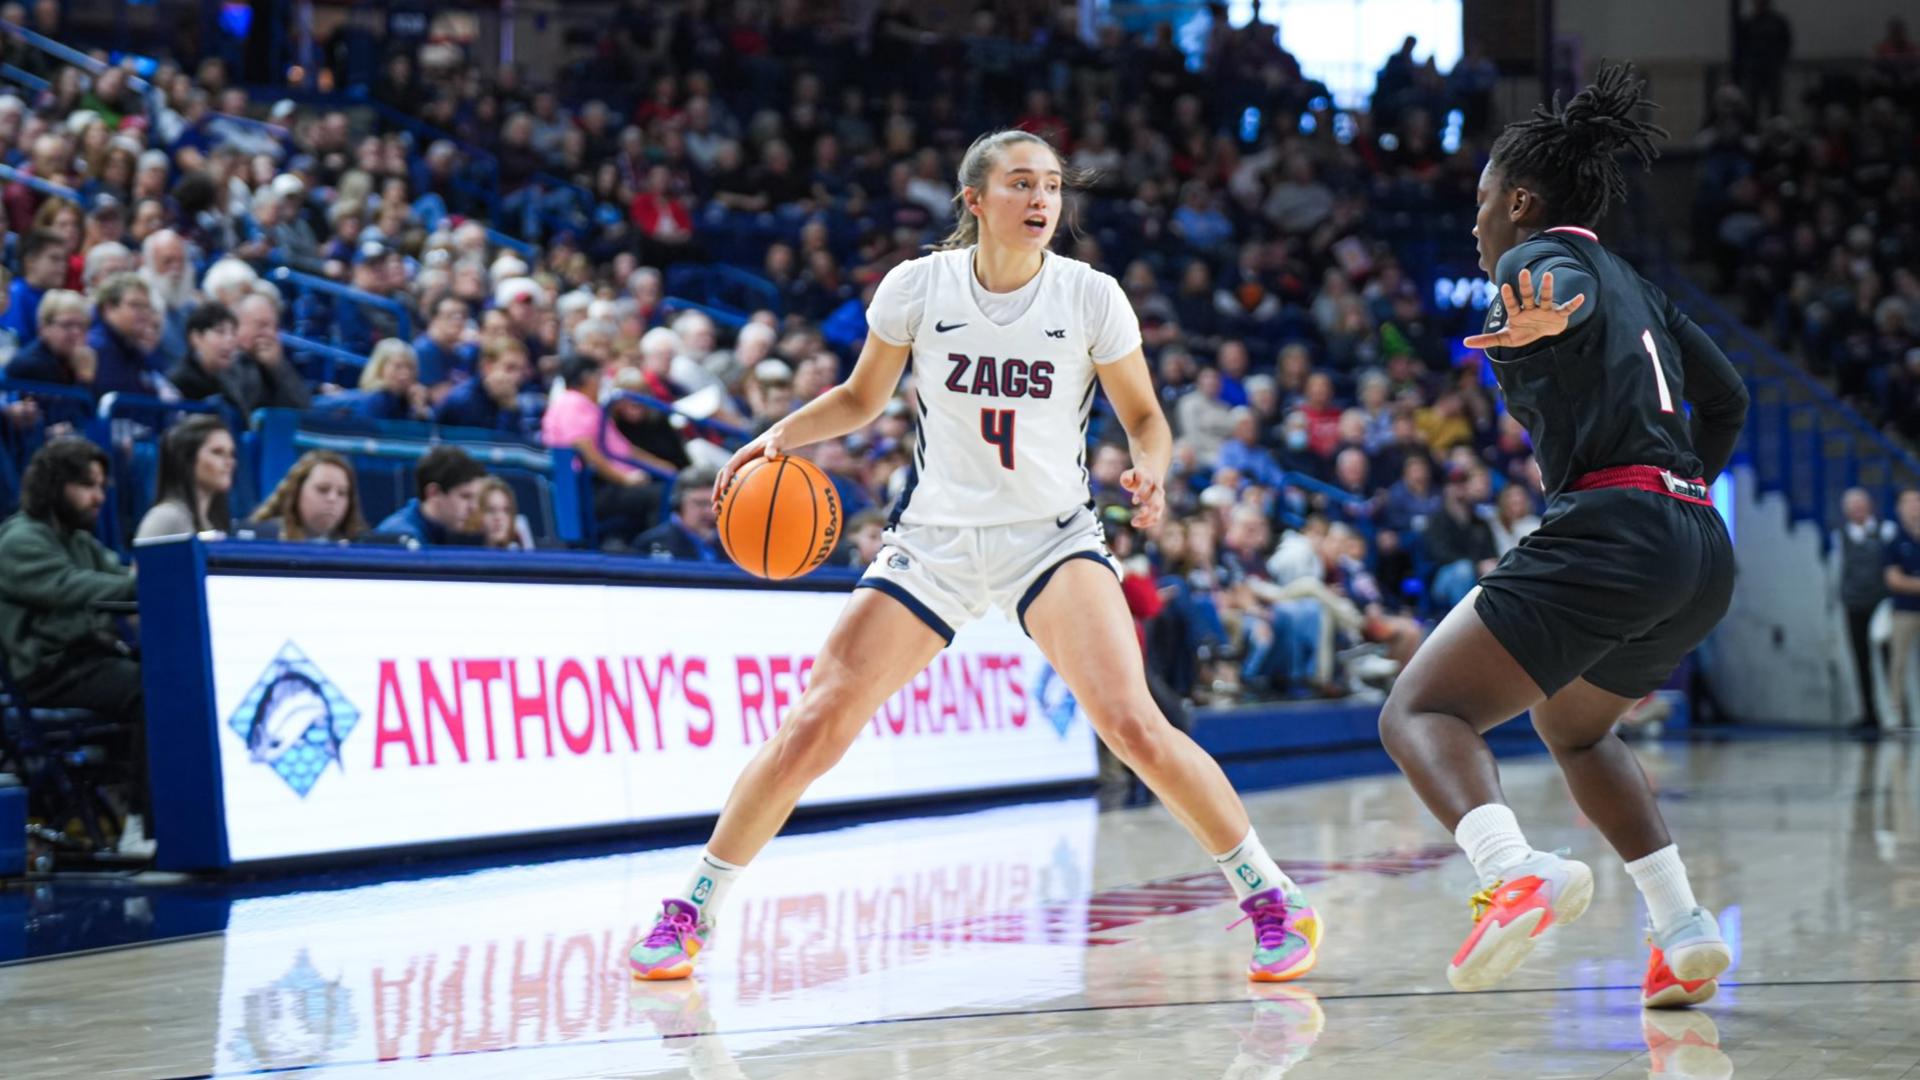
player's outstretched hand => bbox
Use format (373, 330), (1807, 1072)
(714, 427), (787, 509)
(1463, 268), (1586, 351)
(1121, 466), (1165, 529)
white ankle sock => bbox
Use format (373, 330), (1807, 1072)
(1625, 844), (1698, 931)
(1212, 827), (1294, 901)
(1454, 804), (1535, 886)
(680, 849), (745, 922)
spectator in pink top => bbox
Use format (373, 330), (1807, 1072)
(541, 354), (658, 548)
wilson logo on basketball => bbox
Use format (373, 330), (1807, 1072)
(718, 455), (842, 581)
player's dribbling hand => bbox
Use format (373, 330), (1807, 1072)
(1462, 268), (1586, 351)
(1120, 466), (1165, 529)
(714, 428), (788, 509)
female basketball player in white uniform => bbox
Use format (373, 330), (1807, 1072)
(629, 131), (1322, 983)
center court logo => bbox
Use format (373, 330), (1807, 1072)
(226, 642), (361, 797)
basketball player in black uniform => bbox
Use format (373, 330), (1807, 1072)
(1377, 65), (1750, 1007)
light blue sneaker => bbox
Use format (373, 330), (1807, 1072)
(1644, 906), (1730, 1005)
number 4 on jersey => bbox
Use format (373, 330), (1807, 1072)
(980, 408), (1016, 469)
(1641, 329), (1675, 414)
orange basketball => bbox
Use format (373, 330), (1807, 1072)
(717, 455), (843, 580)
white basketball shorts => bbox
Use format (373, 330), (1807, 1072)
(855, 503), (1120, 642)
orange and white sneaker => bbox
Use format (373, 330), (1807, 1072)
(1446, 850), (1594, 991)
(1642, 908), (1729, 1008)
(1641, 1008), (1732, 1079)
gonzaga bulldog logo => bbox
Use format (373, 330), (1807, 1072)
(226, 642), (360, 797)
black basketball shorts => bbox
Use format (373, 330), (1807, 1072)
(1473, 485), (1735, 699)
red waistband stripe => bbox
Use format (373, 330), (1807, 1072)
(1570, 465), (1712, 506)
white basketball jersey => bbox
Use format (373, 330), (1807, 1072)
(871, 248), (1138, 527)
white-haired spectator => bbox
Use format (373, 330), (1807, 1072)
(703, 320), (776, 389)
(82, 241), (135, 289)
(626, 266), (663, 324)
(134, 150), (171, 201)
(230, 289), (311, 413)
(201, 257), (259, 310)
(669, 310), (717, 362)
(450, 220), (489, 258)
(138, 229), (196, 366)
(489, 253), (529, 282)
(572, 317), (618, 363)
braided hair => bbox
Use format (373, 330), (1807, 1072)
(1488, 63), (1668, 228)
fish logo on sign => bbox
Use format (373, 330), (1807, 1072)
(226, 642), (361, 798)
(1032, 663), (1080, 740)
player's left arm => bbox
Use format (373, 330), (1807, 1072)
(1661, 293), (1751, 483)
(1086, 272), (1165, 527)
(1463, 245), (1597, 353)
(1095, 348), (1170, 529)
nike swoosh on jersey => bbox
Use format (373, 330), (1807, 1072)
(1055, 512), (1077, 528)
(934, 320), (967, 332)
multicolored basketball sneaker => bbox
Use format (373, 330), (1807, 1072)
(629, 899), (712, 981)
(1642, 908), (1730, 1008)
(1446, 850), (1593, 991)
(1230, 880), (1323, 982)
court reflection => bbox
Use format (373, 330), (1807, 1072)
(1641, 1009), (1731, 1079)
(214, 798), (1099, 1074)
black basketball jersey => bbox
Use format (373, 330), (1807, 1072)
(1480, 227), (1748, 500)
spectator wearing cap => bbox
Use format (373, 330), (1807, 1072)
(6, 290), (95, 387)
(5, 230), (68, 346)
(435, 337), (538, 436)
(374, 445), (487, 546)
(1424, 465), (1498, 610)
(541, 353), (657, 546)
(413, 297), (479, 389)
(635, 465), (723, 562)
(231, 290), (312, 413)
(494, 275), (550, 364)
(86, 273), (167, 398)
(166, 302), (245, 411)
(336, 242), (397, 354)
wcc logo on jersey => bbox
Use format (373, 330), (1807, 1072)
(226, 642), (361, 797)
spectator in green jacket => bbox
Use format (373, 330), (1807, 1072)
(0, 437), (140, 716)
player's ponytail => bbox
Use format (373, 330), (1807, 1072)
(1488, 62), (1668, 227)
(932, 128), (1082, 251)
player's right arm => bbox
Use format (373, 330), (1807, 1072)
(715, 259), (924, 504)
(713, 335), (912, 504)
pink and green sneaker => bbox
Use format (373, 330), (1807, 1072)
(1230, 883), (1322, 982)
(629, 899), (712, 981)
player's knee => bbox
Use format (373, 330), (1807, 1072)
(1090, 704), (1172, 771)
(769, 693), (859, 783)
(1377, 688), (1421, 760)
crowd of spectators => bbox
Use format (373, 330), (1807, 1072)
(0, 2), (1561, 735)
(1695, 15), (1920, 438)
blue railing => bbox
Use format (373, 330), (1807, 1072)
(0, 20), (153, 94)
(614, 391), (751, 444)
(267, 266), (411, 341)
(658, 296), (748, 332)
(1663, 272), (1920, 542)
(278, 332), (369, 385)
(0, 62), (46, 93)
(0, 162), (79, 203)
